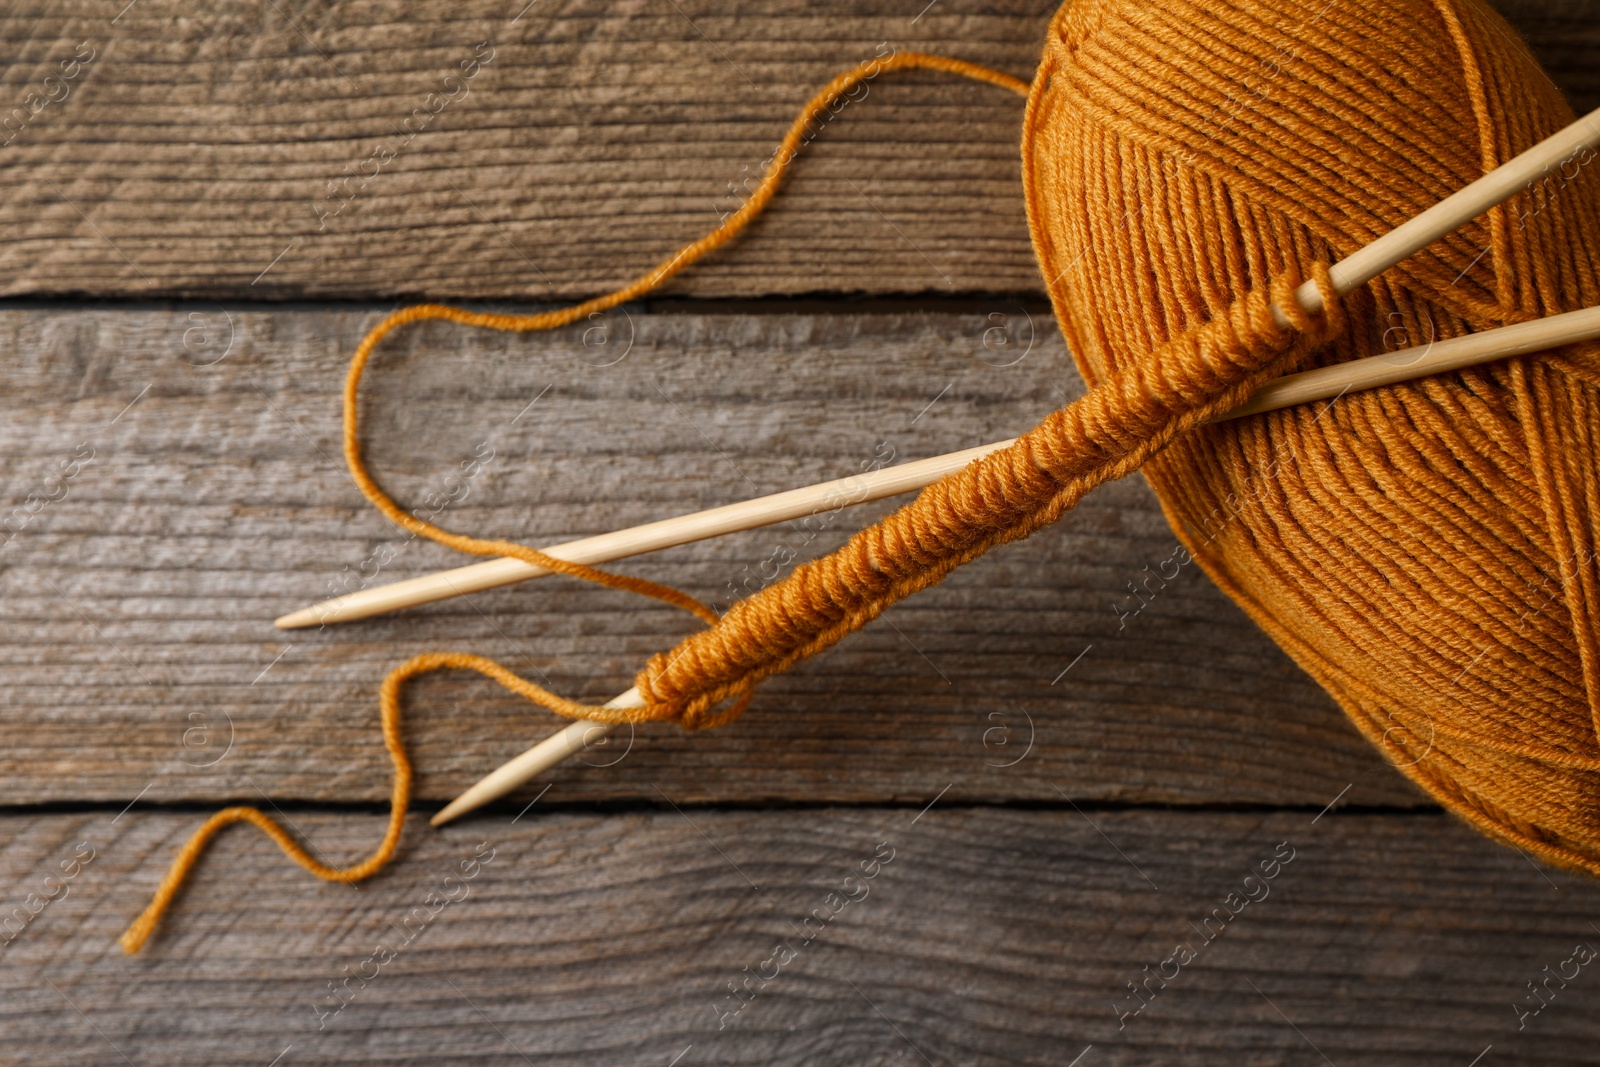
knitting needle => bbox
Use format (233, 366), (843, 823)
(276, 441), (1011, 629)
(291, 107), (1600, 634)
(429, 688), (645, 826)
(1225, 303), (1600, 418)
(301, 307), (1600, 633)
(1274, 105), (1600, 328)
(427, 301), (1600, 826)
(430, 108), (1600, 826)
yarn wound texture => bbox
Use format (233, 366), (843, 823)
(119, 0), (1600, 953)
(1023, 0), (1600, 874)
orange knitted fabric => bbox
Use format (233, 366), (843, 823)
(121, 0), (1600, 953)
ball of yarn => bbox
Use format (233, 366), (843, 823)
(1023, 0), (1600, 872)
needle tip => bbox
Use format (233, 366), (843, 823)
(274, 607), (321, 629)
(430, 799), (469, 827)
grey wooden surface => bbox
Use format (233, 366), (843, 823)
(4, 1), (1600, 1064)
(5, 808), (1600, 1066)
(0, 0), (1595, 301)
(0, 305), (1416, 808)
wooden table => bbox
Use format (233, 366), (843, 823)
(3, 2), (1599, 1063)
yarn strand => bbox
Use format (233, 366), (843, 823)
(337, 53), (1034, 675)
(120, 52), (1031, 953)
(119, 652), (573, 954)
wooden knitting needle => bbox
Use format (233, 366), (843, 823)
(429, 301), (1600, 827)
(303, 303), (1600, 635)
(276, 440), (1011, 629)
(430, 688), (646, 826)
(1276, 105), (1600, 327)
(292, 106), (1600, 634)
(431, 108), (1600, 826)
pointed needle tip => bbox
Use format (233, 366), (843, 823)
(273, 607), (324, 629)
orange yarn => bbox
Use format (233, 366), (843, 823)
(122, 0), (1600, 953)
(1024, 0), (1600, 875)
(118, 651), (600, 953)
(120, 52), (1031, 953)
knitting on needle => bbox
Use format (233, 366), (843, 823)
(287, 105), (1600, 633)
(428, 104), (1600, 825)
(428, 301), (1600, 827)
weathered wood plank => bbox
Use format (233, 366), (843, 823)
(0, 305), (1425, 806)
(0, 0), (1591, 301)
(1, 807), (1596, 1065)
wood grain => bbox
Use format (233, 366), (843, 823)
(2, 807), (1597, 1066)
(8, 4), (1600, 1060)
(0, 305), (1427, 807)
(0, 0), (1591, 301)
